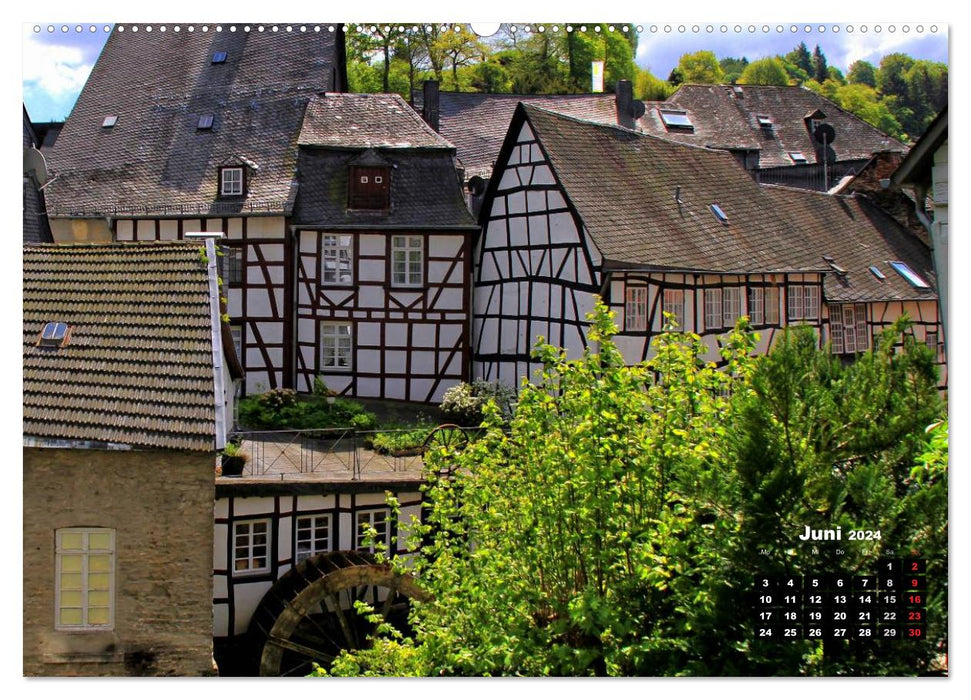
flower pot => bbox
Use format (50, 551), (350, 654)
(221, 455), (247, 477)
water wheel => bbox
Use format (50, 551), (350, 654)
(422, 424), (470, 478)
(249, 550), (428, 676)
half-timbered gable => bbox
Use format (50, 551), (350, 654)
(475, 105), (943, 390)
(291, 94), (479, 402)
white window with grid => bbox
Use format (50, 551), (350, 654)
(322, 235), (353, 284)
(321, 323), (352, 370)
(221, 167), (243, 196)
(392, 236), (423, 286)
(705, 288), (723, 330)
(765, 287), (780, 325)
(221, 246), (243, 285)
(788, 285), (819, 321)
(356, 509), (391, 553)
(748, 288), (765, 324)
(926, 331), (939, 357)
(722, 287), (743, 327)
(295, 514), (332, 564)
(233, 520), (270, 575)
(55, 528), (114, 630)
(662, 289), (684, 328)
(830, 304), (868, 354)
(230, 325), (243, 363)
(625, 287), (648, 331)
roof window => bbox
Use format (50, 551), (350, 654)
(102, 116), (117, 128)
(659, 109), (694, 131)
(198, 115), (214, 130)
(757, 115), (774, 132)
(868, 265), (886, 280)
(710, 204), (729, 224)
(822, 255), (846, 275)
(888, 261), (930, 289)
(212, 51), (228, 64)
(37, 322), (70, 347)
(789, 151), (808, 164)
(732, 86), (744, 98)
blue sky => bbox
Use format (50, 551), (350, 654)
(22, 21), (948, 123)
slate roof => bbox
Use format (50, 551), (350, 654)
(760, 186), (937, 304)
(299, 93), (452, 149)
(638, 84), (907, 168)
(514, 105), (935, 304)
(23, 107), (54, 244)
(417, 91), (619, 179)
(45, 26), (344, 217)
(23, 242), (226, 451)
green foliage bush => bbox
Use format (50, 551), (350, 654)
(440, 379), (515, 426)
(238, 392), (376, 431)
(368, 426), (436, 456)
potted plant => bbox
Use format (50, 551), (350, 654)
(220, 441), (249, 477)
(314, 376), (338, 405)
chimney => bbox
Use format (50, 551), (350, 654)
(423, 80), (440, 132)
(615, 79), (634, 129)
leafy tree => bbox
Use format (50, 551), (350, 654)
(848, 60), (878, 88)
(635, 67), (675, 100)
(785, 42), (813, 75)
(812, 45), (829, 83)
(720, 56), (749, 84)
(833, 83), (905, 139)
(676, 50), (725, 84)
(603, 27), (636, 91)
(738, 57), (790, 86)
(877, 53), (916, 100)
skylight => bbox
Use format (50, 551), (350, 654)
(757, 115), (773, 128)
(212, 51), (228, 64)
(38, 322), (69, 347)
(102, 116), (117, 128)
(822, 255), (846, 274)
(710, 204), (729, 224)
(659, 110), (693, 130)
(888, 261), (930, 289)
(198, 115), (214, 130)
(789, 152), (808, 163)
(868, 265), (886, 280)
(732, 86), (744, 98)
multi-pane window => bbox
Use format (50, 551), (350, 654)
(626, 287), (648, 332)
(926, 331), (939, 357)
(322, 235), (353, 284)
(321, 323), (352, 370)
(830, 304), (869, 355)
(230, 325), (244, 363)
(233, 520), (270, 574)
(220, 167), (244, 196)
(748, 288), (765, 325)
(55, 528), (114, 630)
(295, 514), (332, 564)
(765, 287), (780, 324)
(392, 236), (423, 286)
(787, 285), (819, 321)
(705, 288), (723, 330)
(349, 167), (391, 209)
(662, 289), (684, 328)
(356, 509), (391, 553)
(222, 246), (243, 285)
(722, 287), (743, 327)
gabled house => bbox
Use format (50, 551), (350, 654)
(23, 240), (241, 676)
(638, 84), (908, 191)
(473, 104), (943, 389)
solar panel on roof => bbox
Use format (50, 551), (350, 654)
(198, 115), (214, 130)
(212, 51), (228, 64)
(888, 261), (930, 289)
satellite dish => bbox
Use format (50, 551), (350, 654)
(23, 146), (48, 183)
(814, 123), (837, 145)
(629, 100), (647, 120)
(467, 176), (486, 196)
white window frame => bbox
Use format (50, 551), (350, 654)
(356, 509), (391, 553)
(722, 287), (743, 327)
(765, 287), (780, 325)
(322, 234), (353, 284)
(295, 514), (332, 564)
(230, 324), (244, 363)
(233, 519), (271, 575)
(926, 331), (939, 357)
(321, 323), (353, 371)
(391, 236), (423, 286)
(748, 287), (765, 325)
(788, 285), (819, 321)
(662, 289), (684, 328)
(705, 288), (723, 330)
(830, 303), (868, 355)
(55, 528), (115, 631)
(625, 286), (648, 332)
(221, 167), (244, 196)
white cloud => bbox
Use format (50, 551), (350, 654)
(22, 32), (92, 98)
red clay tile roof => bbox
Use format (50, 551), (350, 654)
(23, 242), (224, 451)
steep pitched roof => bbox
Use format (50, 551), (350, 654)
(23, 106), (54, 244)
(638, 84), (907, 168)
(892, 105), (947, 188)
(299, 93), (452, 149)
(23, 242), (229, 451)
(516, 104), (822, 274)
(418, 91), (618, 179)
(45, 26), (344, 217)
(760, 186), (937, 304)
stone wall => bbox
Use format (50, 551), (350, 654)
(23, 447), (216, 676)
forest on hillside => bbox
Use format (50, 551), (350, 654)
(346, 24), (946, 142)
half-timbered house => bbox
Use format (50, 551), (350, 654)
(473, 104), (943, 389)
(23, 240), (241, 676)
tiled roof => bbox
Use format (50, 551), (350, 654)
(638, 85), (907, 168)
(299, 93), (453, 149)
(420, 91), (619, 179)
(23, 107), (53, 244)
(23, 242), (223, 451)
(760, 186), (937, 304)
(292, 149), (477, 229)
(45, 27), (343, 217)
(518, 104), (822, 274)
(518, 105), (935, 304)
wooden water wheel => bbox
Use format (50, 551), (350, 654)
(249, 551), (428, 676)
(422, 424), (470, 478)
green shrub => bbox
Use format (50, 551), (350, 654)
(237, 392), (376, 431)
(440, 379), (515, 425)
(370, 426), (434, 455)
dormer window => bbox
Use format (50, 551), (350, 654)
(220, 166), (245, 197)
(349, 166), (391, 210)
(757, 115), (774, 134)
